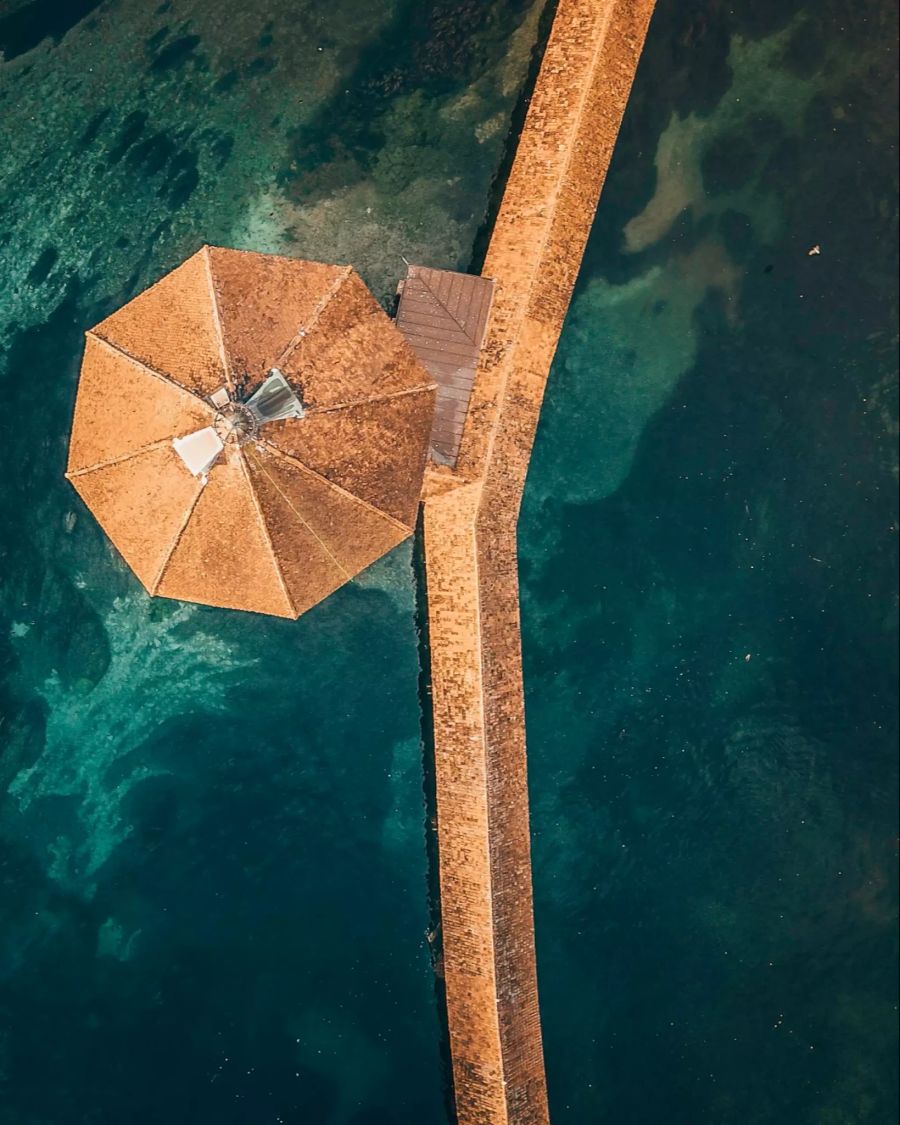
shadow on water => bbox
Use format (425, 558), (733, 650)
(467, 0), (559, 275)
(0, 0), (103, 61)
(279, 0), (543, 202)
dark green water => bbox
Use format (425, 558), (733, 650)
(1, 1), (897, 1123)
(521, 2), (899, 1122)
(0, 1), (545, 1121)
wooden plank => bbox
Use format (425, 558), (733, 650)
(399, 335), (479, 360)
(395, 267), (494, 467)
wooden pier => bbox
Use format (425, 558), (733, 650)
(418, 0), (657, 1121)
(396, 266), (494, 467)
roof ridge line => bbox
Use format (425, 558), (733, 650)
(86, 333), (217, 411)
(202, 245), (235, 392)
(244, 445), (354, 583)
(236, 450), (298, 617)
(66, 436), (173, 479)
(410, 269), (481, 344)
(149, 479), (207, 596)
(259, 439), (411, 535)
(275, 264), (354, 370)
(308, 382), (436, 417)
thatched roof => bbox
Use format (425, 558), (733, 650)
(67, 246), (436, 618)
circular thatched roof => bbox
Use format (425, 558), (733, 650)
(66, 246), (436, 618)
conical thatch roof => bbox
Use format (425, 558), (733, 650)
(66, 246), (436, 618)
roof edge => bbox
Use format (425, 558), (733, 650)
(202, 244), (353, 272)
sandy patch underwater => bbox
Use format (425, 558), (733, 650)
(520, 0), (898, 1122)
(0, 1), (549, 1121)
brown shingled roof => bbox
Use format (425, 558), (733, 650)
(67, 246), (436, 618)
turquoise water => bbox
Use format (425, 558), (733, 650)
(1, 0), (897, 1123)
(521, 2), (899, 1122)
(0, 1), (545, 1120)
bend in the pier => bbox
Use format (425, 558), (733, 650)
(416, 1), (658, 1122)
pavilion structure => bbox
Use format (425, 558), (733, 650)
(66, 1), (656, 1121)
(67, 247), (435, 618)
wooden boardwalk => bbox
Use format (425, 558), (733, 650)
(396, 266), (494, 467)
(419, 1), (657, 1122)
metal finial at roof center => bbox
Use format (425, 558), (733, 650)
(213, 401), (259, 445)
(65, 245), (437, 619)
(208, 369), (305, 450)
